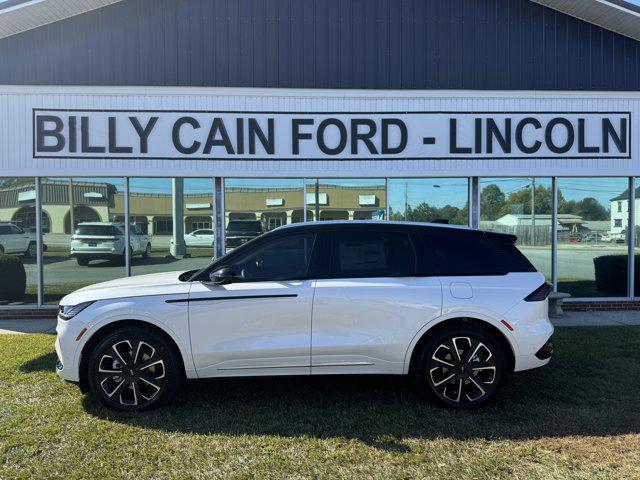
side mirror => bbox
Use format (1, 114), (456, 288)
(207, 268), (236, 286)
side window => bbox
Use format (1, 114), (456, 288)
(10, 225), (23, 234)
(0, 225), (10, 235)
(228, 233), (316, 282)
(330, 231), (415, 278)
(419, 232), (535, 276)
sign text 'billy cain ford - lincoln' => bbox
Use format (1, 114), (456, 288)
(33, 110), (630, 160)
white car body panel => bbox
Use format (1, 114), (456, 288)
(188, 280), (314, 377)
(184, 230), (214, 247)
(311, 276), (442, 374)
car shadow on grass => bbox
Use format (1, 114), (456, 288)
(76, 327), (640, 446)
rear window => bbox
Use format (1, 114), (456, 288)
(418, 231), (536, 276)
(75, 225), (120, 236)
(227, 221), (262, 233)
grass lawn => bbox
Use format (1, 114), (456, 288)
(1, 327), (639, 479)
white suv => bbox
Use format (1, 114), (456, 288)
(55, 221), (554, 410)
(0, 222), (37, 257)
(70, 222), (151, 266)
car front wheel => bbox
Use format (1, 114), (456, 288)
(87, 327), (182, 411)
(415, 325), (505, 408)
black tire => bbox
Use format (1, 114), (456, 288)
(0, 244), (4, 254)
(76, 257), (89, 266)
(142, 243), (151, 259)
(415, 325), (505, 408)
(24, 241), (37, 258)
(87, 326), (182, 411)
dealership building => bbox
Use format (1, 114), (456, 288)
(1, 0), (640, 312)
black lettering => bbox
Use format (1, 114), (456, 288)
(292, 119), (314, 155)
(129, 116), (158, 154)
(602, 118), (627, 153)
(381, 118), (407, 155)
(486, 118), (511, 154)
(68, 116), (77, 153)
(515, 117), (542, 154)
(350, 119), (378, 154)
(248, 118), (274, 154)
(236, 118), (245, 155)
(545, 117), (574, 154)
(81, 116), (105, 154)
(317, 118), (347, 155)
(449, 118), (472, 154)
(36, 115), (65, 152)
(108, 117), (133, 154)
(474, 118), (482, 153)
(577, 118), (599, 154)
(203, 118), (235, 155)
(172, 117), (201, 154)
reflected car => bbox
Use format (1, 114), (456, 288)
(70, 222), (151, 266)
(184, 229), (214, 247)
(225, 220), (263, 249)
(55, 221), (554, 411)
(0, 222), (38, 257)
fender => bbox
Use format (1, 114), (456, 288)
(72, 298), (198, 379)
(401, 309), (519, 375)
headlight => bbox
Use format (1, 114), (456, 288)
(58, 301), (94, 321)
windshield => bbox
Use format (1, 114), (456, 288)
(227, 221), (262, 233)
(75, 225), (120, 236)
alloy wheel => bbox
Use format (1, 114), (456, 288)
(427, 336), (498, 406)
(96, 339), (166, 407)
(27, 243), (37, 257)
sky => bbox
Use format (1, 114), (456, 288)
(50, 176), (629, 214)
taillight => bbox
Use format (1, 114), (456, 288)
(524, 282), (553, 302)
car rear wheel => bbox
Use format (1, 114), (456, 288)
(142, 243), (151, 259)
(76, 257), (89, 266)
(87, 327), (182, 411)
(25, 241), (37, 258)
(415, 325), (505, 408)
(0, 244), (4, 254)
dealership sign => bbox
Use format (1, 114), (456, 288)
(33, 109), (630, 160)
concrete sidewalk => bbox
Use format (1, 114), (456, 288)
(0, 311), (639, 335)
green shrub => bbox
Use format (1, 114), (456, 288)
(0, 254), (26, 301)
(593, 254), (640, 296)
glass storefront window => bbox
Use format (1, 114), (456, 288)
(306, 179), (387, 222)
(224, 179), (304, 251)
(388, 178), (468, 225)
(42, 177), (126, 303)
(557, 178), (629, 297)
(0, 177), (38, 304)
(480, 178), (553, 281)
(129, 178), (214, 276)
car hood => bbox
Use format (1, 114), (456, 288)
(59, 271), (190, 305)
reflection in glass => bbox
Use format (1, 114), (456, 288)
(0, 177), (38, 304)
(480, 178), (552, 281)
(557, 178), (629, 297)
(306, 179), (387, 222)
(224, 179), (304, 251)
(388, 178), (468, 225)
(129, 178), (214, 277)
(42, 178), (126, 303)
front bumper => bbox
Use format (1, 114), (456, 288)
(55, 316), (85, 382)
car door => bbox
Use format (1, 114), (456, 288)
(312, 229), (442, 375)
(188, 231), (318, 377)
(9, 225), (27, 252)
